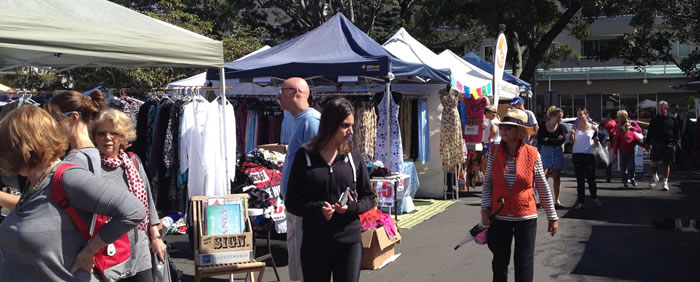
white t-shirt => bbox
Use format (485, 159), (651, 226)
(482, 118), (501, 144)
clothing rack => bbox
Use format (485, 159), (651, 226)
(1, 86), (232, 96)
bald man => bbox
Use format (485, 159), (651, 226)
(279, 77), (320, 281)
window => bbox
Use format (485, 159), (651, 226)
(620, 94), (639, 120)
(678, 42), (697, 57)
(602, 93), (620, 120)
(581, 37), (624, 58)
(560, 94), (573, 118)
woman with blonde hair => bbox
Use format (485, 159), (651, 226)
(91, 108), (164, 282)
(0, 106), (145, 281)
(537, 106), (566, 207)
(481, 108), (558, 282)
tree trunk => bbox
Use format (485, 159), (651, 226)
(509, 30), (525, 78)
(519, 1), (582, 82)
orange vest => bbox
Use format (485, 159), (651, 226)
(490, 143), (539, 217)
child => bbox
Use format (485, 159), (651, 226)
(612, 122), (647, 187)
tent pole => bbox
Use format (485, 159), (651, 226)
(385, 78), (391, 173)
(220, 67), (230, 194)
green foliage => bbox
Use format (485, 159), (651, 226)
(622, 0), (700, 80)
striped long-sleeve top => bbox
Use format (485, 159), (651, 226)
(481, 152), (559, 221)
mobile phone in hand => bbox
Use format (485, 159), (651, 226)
(338, 187), (350, 205)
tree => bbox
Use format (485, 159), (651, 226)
(416, 0), (635, 84)
(0, 0), (270, 90)
(621, 0), (700, 80)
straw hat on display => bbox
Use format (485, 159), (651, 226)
(498, 108), (535, 136)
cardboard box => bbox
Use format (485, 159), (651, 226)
(196, 250), (253, 266)
(258, 143), (287, 154)
(361, 226), (401, 270)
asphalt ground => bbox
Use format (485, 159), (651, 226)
(169, 154), (700, 281)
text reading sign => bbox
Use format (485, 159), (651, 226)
(376, 182), (394, 208)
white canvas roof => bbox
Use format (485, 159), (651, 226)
(0, 0), (224, 69)
(437, 49), (518, 100)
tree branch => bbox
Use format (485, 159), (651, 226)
(520, 1), (582, 82)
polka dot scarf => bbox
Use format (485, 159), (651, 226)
(102, 150), (150, 230)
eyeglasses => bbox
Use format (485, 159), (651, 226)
(279, 87), (296, 94)
(53, 111), (76, 120)
(96, 131), (122, 138)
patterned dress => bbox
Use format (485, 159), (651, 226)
(376, 94), (404, 173)
(440, 88), (465, 168)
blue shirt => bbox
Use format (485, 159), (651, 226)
(280, 111), (294, 144)
(281, 108), (321, 199)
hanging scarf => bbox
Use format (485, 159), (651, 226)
(102, 150), (150, 230)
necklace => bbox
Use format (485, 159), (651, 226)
(17, 163), (55, 207)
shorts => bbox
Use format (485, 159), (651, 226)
(540, 145), (564, 169)
(650, 143), (675, 163)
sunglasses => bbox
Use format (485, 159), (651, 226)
(52, 111), (76, 120)
(499, 124), (517, 130)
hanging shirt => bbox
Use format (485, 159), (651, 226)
(180, 98), (223, 198)
(280, 108), (321, 199)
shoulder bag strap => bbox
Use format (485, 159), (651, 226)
(50, 163), (91, 240)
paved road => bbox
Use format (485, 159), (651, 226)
(170, 157), (700, 281)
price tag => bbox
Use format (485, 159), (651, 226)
(463, 125), (479, 135)
(375, 181), (394, 208)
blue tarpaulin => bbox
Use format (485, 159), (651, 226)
(207, 13), (448, 82)
(462, 52), (531, 90)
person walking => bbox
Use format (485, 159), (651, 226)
(279, 77), (321, 281)
(0, 106), (145, 281)
(612, 122), (648, 188)
(481, 105), (501, 173)
(537, 106), (567, 207)
(569, 108), (601, 209)
(481, 108), (558, 282)
(645, 101), (680, 191)
(91, 109), (165, 281)
(602, 113), (617, 182)
(677, 110), (696, 173)
(285, 98), (376, 282)
(510, 97), (538, 145)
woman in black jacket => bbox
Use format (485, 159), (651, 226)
(285, 98), (376, 282)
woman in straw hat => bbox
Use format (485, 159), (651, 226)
(481, 108), (559, 282)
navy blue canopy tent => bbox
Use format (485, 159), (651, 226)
(206, 13), (449, 82)
(462, 52), (531, 91)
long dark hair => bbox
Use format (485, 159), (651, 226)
(305, 98), (354, 154)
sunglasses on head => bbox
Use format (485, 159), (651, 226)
(52, 111), (76, 120)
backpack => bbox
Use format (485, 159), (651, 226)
(51, 153), (140, 279)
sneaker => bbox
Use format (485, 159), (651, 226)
(574, 202), (584, 210)
(623, 183), (629, 188)
(662, 182), (669, 191)
(650, 174), (659, 188)
(630, 179), (637, 187)
(593, 199), (602, 207)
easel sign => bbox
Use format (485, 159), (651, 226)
(192, 194), (254, 256)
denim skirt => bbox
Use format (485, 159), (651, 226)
(540, 145), (564, 169)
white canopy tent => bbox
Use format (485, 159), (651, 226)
(437, 49), (518, 100)
(639, 99), (657, 109)
(0, 0), (223, 70)
(0, 0), (231, 196)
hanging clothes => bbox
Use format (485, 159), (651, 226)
(353, 101), (377, 159)
(399, 97), (413, 160)
(417, 98), (430, 163)
(463, 97), (487, 143)
(439, 88), (464, 168)
(411, 98), (419, 161)
(376, 93), (404, 174)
